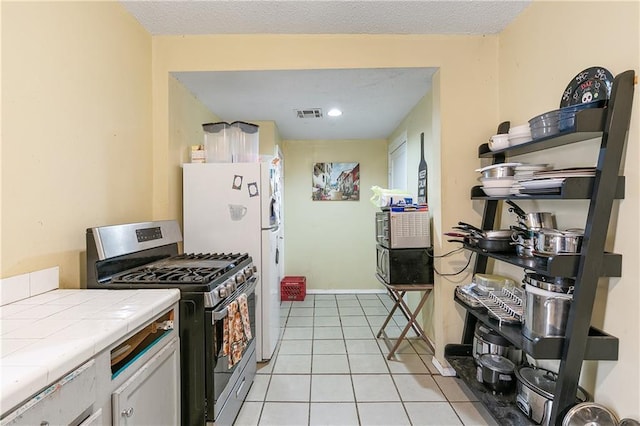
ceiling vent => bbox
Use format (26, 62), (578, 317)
(295, 108), (323, 119)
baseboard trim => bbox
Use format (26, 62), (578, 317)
(431, 356), (457, 377)
(306, 289), (386, 295)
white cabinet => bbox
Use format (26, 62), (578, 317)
(0, 360), (97, 426)
(111, 336), (180, 426)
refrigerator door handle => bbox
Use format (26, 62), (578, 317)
(261, 225), (279, 232)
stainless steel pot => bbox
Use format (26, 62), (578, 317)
(515, 366), (589, 426)
(519, 212), (556, 231)
(534, 228), (584, 255)
(474, 324), (510, 360)
(473, 323), (522, 368)
(523, 273), (575, 294)
(506, 201), (556, 230)
(512, 235), (534, 258)
(523, 283), (573, 339)
(477, 354), (516, 394)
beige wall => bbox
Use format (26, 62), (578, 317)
(152, 34), (500, 364)
(1, 2), (152, 287)
(3, 1), (636, 418)
(167, 75), (220, 228)
(497, 1), (640, 418)
(282, 139), (386, 290)
(388, 90), (438, 341)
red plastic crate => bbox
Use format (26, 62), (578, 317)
(281, 276), (306, 301)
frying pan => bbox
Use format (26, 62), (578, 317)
(457, 222), (514, 240)
(448, 237), (515, 253)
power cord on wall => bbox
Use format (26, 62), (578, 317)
(425, 244), (473, 276)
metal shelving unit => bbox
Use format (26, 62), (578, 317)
(445, 70), (636, 425)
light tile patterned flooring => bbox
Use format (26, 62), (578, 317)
(235, 293), (497, 426)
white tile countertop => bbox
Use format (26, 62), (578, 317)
(0, 288), (180, 415)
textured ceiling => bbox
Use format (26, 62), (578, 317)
(173, 68), (437, 140)
(121, 0), (531, 36)
(122, 0), (531, 140)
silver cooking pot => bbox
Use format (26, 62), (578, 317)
(534, 228), (584, 255)
(473, 323), (522, 366)
(523, 273), (575, 294)
(506, 201), (556, 230)
(515, 366), (589, 426)
(478, 354), (516, 394)
(523, 282), (573, 339)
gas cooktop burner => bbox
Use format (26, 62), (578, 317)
(110, 252), (250, 287)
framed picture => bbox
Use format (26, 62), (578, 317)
(312, 162), (360, 201)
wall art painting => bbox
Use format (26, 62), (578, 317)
(312, 162), (360, 201)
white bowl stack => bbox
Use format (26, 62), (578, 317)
(508, 124), (533, 146)
(480, 176), (517, 196)
(488, 134), (510, 151)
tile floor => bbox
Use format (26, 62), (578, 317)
(235, 293), (498, 426)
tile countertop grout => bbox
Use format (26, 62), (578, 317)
(0, 288), (181, 416)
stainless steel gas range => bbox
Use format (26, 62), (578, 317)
(86, 220), (257, 426)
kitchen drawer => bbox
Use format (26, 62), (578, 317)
(79, 408), (102, 426)
(1, 359), (97, 426)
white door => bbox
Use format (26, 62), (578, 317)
(389, 132), (408, 191)
(260, 228), (280, 360)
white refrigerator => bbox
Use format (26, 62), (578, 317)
(183, 160), (283, 362)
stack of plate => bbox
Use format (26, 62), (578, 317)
(508, 124), (532, 146)
(511, 164), (553, 195)
(518, 167), (596, 194)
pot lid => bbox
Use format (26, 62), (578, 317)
(478, 354), (515, 374)
(475, 324), (511, 346)
(562, 402), (618, 426)
(516, 366), (558, 398)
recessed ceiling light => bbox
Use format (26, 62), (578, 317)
(327, 108), (342, 117)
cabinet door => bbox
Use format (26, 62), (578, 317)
(112, 337), (180, 426)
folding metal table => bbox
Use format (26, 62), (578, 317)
(376, 278), (435, 360)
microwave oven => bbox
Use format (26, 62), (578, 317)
(376, 245), (434, 284)
(375, 210), (431, 249)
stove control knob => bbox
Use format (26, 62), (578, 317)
(218, 287), (227, 298)
(226, 279), (237, 293)
(235, 273), (245, 284)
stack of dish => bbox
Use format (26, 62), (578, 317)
(508, 124), (532, 146)
(529, 110), (561, 139)
(510, 164), (552, 195)
(480, 176), (517, 196)
(488, 133), (510, 152)
(476, 163), (521, 196)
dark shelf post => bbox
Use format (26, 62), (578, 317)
(549, 71), (635, 424)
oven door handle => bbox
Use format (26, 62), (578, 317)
(212, 275), (258, 322)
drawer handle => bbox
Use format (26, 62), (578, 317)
(40, 422), (49, 426)
(121, 407), (134, 418)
